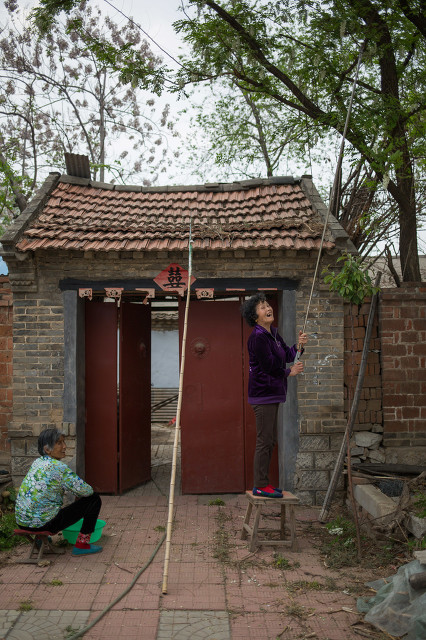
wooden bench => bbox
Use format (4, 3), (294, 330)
(13, 529), (65, 564)
(241, 490), (300, 552)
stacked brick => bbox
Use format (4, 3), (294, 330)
(0, 276), (12, 456)
(380, 285), (426, 462)
(343, 300), (384, 466)
(344, 301), (382, 427)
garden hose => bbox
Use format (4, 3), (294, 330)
(69, 531), (166, 639)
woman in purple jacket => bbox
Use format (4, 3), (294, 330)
(242, 293), (308, 498)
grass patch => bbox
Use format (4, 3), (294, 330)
(320, 515), (360, 568)
(154, 525), (165, 532)
(65, 625), (80, 637)
(208, 498), (226, 506)
(49, 579), (63, 586)
(272, 553), (300, 570)
(407, 536), (426, 552)
(324, 576), (339, 591)
(212, 509), (232, 564)
(286, 579), (323, 593)
(285, 602), (312, 619)
(316, 511), (407, 570)
(19, 600), (33, 611)
(0, 489), (26, 551)
(413, 492), (426, 519)
(0, 512), (23, 550)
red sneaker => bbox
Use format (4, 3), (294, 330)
(266, 484), (283, 494)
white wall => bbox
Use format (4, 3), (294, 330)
(151, 330), (179, 387)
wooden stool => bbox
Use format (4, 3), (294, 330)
(13, 529), (65, 564)
(241, 490), (300, 552)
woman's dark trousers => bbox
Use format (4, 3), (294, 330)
(19, 493), (102, 535)
(252, 403), (279, 487)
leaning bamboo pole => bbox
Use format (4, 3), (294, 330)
(318, 272), (381, 523)
(162, 222), (193, 595)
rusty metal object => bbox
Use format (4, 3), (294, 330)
(409, 571), (426, 590)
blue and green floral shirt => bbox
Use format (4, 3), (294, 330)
(15, 455), (93, 528)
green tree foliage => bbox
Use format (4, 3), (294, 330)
(15, 0), (426, 281)
(0, 1), (178, 228)
(181, 76), (323, 182)
(173, 0), (425, 281)
(323, 252), (379, 305)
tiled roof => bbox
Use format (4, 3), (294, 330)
(15, 176), (336, 253)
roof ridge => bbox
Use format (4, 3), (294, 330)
(59, 174), (301, 193)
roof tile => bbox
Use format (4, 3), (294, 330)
(15, 177), (335, 253)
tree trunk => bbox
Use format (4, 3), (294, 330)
(399, 199), (420, 282)
(0, 140), (28, 214)
(99, 70), (107, 183)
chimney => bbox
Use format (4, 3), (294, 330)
(64, 153), (91, 179)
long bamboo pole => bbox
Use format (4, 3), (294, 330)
(318, 272), (381, 523)
(161, 222), (193, 595)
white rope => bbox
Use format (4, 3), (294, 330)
(300, 42), (365, 339)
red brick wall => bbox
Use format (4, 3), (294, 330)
(344, 285), (426, 455)
(344, 301), (382, 430)
(0, 276), (12, 454)
(380, 285), (426, 449)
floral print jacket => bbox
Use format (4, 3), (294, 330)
(15, 455), (93, 528)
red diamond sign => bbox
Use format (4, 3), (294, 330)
(153, 263), (196, 293)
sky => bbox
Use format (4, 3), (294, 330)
(1, 0), (318, 185)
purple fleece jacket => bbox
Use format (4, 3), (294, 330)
(247, 324), (299, 405)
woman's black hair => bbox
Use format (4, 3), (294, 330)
(38, 428), (64, 456)
(241, 292), (267, 327)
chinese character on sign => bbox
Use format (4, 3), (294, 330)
(166, 265), (183, 288)
(154, 264), (196, 293)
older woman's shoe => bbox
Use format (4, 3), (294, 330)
(266, 484), (283, 494)
(72, 544), (102, 556)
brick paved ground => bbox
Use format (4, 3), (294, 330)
(0, 424), (381, 639)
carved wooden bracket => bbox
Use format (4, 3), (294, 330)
(195, 288), (214, 299)
(135, 288), (155, 304)
(105, 287), (124, 306)
(79, 288), (93, 300)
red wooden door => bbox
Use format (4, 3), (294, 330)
(242, 295), (280, 490)
(85, 300), (151, 493)
(119, 302), (151, 492)
(179, 300), (245, 493)
(85, 301), (118, 493)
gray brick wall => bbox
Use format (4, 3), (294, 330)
(6, 248), (347, 502)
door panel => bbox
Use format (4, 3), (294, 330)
(119, 302), (152, 492)
(243, 297), (280, 490)
(85, 301), (118, 493)
(180, 300), (245, 493)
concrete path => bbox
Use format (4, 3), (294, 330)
(0, 425), (374, 639)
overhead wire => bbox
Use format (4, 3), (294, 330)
(103, 0), (184, 71)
